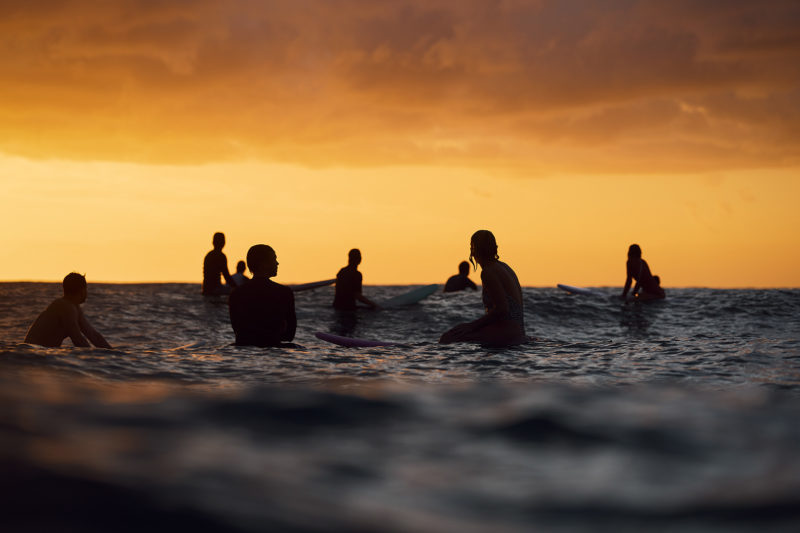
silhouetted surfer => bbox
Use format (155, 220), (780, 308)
(440, 230), (526, 346)
(231, 260), (248, 287)
(24, 273), (112, 348)
(202, 232), (233, 295)
(443, 261), (478, 293)
(229, 244), (296, 347)
(332, 248), (378, 310)
(620, 244), (665, 301)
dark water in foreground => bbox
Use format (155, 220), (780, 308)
(1, 283), (799, 532)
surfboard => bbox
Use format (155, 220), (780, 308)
(290, 279), (336, 292)
(381, 284), (439, 308)
(557, 283), (601, 296)
(315, 331), (395, 348)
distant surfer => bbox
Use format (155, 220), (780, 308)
(443, 261), (478, 293)
(439, 230), (526, 346)
(24, 273), (112, 348)
(620, 244), (665, 301)
(332, 248), (378, 310)
(231, 260), (249, 287)
(202, 232), (233, 295)
(228, 244), (296, 347)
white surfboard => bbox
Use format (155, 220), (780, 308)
(557, 283), (602, 296)
(290, 279), (336, 292)
(381, 284), (439, 308)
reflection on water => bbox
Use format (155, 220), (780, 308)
(619, 299), (664, 332)
(1, 283), (799, 531)
(1, 373), (799, 532)
(331, 309), (358, 337)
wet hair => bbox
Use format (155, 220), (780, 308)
(213, 232), (225, 248)
(348, 248), (361, 265)
(236, 260), (246, 273)
(62, 272), (87, 295)
(470, 230), (499, 269)
(247, 244), (275, 272)
(458, 261), (470, 275)
(628, 244), (642, 259)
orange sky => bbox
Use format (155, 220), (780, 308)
(1, 1), (799, 287)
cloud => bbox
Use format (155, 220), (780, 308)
(0, 0), (799, 171)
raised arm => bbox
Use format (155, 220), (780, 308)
(77, 308), (112, 348)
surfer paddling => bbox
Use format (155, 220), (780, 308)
(439, 230), (526, 346)
(229, 244), (296, 347)
(24, 273), (112, 348)
(332, 248), (378, 310)
(620, 244), (665, 301)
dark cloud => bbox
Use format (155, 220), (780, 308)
(0, 0), (798, 170)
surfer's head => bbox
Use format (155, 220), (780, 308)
(470, 230), (499, 269)
(63, 272), (88, 303)
(212, 232), (225, 249)
(236, 260), (246, 274)
(247, 244), (278, 278)
(348, 248), (361, 266)
(458, 261), (470, 275)
(628, 244), (642, 259)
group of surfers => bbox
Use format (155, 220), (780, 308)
(24, 231), (665, 350)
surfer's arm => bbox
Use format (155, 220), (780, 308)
(456, 271), (507, 332)
(354, 272), (378, 308)
(440, 309), (503, 343)
(357, 294), (378, 309)
(220, 253), (234, 285)
(621, 273), (633, 299)
(482, 270), (509, 319)
(63, 304), (91, 347)
(631, 280), (641, 297)
(77, 308), (111, 348)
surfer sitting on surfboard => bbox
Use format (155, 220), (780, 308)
(332, 248), (378, 310)
(439, 230), (526, 346)
(620, 244), (665, 301)
(25, 272), (112, 348)
(228, 244), (296, 347)
(231, 260), (249, 288)
(443, 261), (478, 293)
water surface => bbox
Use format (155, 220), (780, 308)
(1, 283), (799, 531)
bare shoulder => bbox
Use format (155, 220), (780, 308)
(499, 261), (518, 274)
(51, 298), (79, 318)
(480, 264), (505, 287)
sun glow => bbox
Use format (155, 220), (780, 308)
(2, 152), (798, 287)
(1, 1), (799, 287)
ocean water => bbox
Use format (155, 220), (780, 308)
(1, 282), (799, 532)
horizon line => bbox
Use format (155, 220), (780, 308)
(1, 279), (797, 290)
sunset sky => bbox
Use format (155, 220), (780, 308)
(1, 0), (799, 287)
